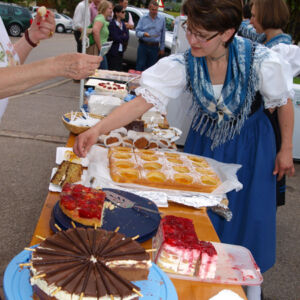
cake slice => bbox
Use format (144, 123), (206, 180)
(59, 183), (106, 227)
(154, 215), (218, 278)
(51, 160), (83, 186)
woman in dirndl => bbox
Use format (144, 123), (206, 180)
(74, 1), (295, 298)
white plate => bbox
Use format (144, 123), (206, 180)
(152, 127), (183, 142)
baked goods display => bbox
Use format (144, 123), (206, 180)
(51, 161), (83, 186)
(59, 184), (106, 227)
(30, 227), (151, 299)
(153, 215), (218, 279)
(100, 129), (177, 150)
(108, 147), (221, 193)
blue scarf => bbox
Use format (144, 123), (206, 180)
(265, 33), (292, 48)
(185, 37), (267, 149)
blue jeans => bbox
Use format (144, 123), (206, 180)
(136, 43), (159, 71)
(100, 55), (108, 70)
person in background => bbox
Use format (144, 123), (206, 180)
(135, 0), (165, 71)
(90, 0), (102, 23)
(247, 0), (300, 209)
(118, 0), (134, 29)
(107, 5), (129, 71)
(87, 0), (113, 70)
(238, 2), (265, 42)
(0, 10), (101, 121)
(72, 0), (91, 53)
(74, 1), (295, 299)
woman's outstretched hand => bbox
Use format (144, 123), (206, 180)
(54, 53), (102, 80)
(73, 126), (100, 157)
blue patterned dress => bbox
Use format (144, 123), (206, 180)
(136, 36), (294, 274)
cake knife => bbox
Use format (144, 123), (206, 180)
(105, 190), (162, 215)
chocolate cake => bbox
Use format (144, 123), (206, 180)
(30, 227), (151, 299)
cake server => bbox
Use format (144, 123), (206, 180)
(105, 190), (162, 215)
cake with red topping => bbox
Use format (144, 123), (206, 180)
(59, 184), (106, 227)
(30, 227), (151, 299)
(153, 215), (218, 279)
(95, 80), (127, 99)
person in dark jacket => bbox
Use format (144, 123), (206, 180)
(107, 5), (129, 71)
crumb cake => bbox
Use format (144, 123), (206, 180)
(51, 161), (83, 186)
(108, 147), (221, 193)
(30, 227), (151, 299)
(153, 216), (218, 279)
(59, 184), (106, 227)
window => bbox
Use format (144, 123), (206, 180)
(0, 5), (9, 16)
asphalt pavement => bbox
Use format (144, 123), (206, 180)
(0, 33), (299, 300)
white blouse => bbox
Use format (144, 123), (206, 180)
(271, 43), (300, 77)
(0, 17), (20, 121)
(135, 48), (295, 114)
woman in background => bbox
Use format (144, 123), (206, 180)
(107, 5), (129, 71)
(87, 0), (113, 69)
(248, 0), (300, 208)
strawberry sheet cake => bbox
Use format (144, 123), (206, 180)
(153, 215), (218, 279)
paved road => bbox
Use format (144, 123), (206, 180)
(0, 33), (299, 300)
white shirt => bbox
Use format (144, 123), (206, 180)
(271, 43), (300, 77)
(135, 48), (294, 115)
(0, 17), (20, 121)
(72, 0), (91, 31)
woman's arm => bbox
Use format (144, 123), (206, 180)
(0, 53), (101, 99)
(74, 96), (153, 157)
(14, 10), (56, 64)
(93, 21), (103, 51)
(274, 99), (295, 179)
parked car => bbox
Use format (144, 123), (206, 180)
(31, 11), (73, 33)
(0, 2), (32, 37)
(54, 12), (73, 33)
(123, 6), (174, 64)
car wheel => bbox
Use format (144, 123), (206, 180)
(8, 23), (22, 37)
(56, 24), (65, 33)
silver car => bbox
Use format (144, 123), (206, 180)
(123, 6), (174, 64)
(31, 10), (73, 33)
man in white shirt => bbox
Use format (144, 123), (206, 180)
(72, 0), (91, 53)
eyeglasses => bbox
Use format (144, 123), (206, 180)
(181, 21), (219, 43)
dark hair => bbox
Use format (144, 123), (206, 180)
(182, 0), (242, 46)
(243, 3), (251, 19)
(148, 0), (159, 7)
(113, 4), (123, 18)
(252, 0), (290, 30)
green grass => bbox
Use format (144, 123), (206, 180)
(294, 77), (300, 84)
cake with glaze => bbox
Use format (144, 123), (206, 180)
(108, 147), (221, 193)
(30, 227), (151, 299)
(153, 215), (218, 279)
(59, 184), (106, 227)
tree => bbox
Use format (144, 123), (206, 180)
(286, 0), (300, 44)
